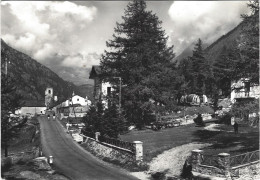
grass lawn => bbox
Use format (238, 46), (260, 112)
(119, 123), (259, 162)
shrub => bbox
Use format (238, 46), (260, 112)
(218, 112), (232, 125)
(82, 102), (126, 138)
(231, 99), (259, 121)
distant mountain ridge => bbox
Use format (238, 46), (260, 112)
(204, 21), (244, 64)
(1, 39), (93, 106)
(174, 20), (245, 65)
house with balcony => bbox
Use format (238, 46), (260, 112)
(89, 65), (113, 108)
(231, 78), (260, 103)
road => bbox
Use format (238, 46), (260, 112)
(39, 115), (138, 180)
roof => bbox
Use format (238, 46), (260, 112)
(89, 65), (101, 79)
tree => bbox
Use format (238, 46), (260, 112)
(82, 102), (126, 138)
(100, 0), (177, 127)
(213, 46), (239, 97)
(1, 73), (27, 157)
(189, 39), (211, 95)
(237, 0), (259, 84)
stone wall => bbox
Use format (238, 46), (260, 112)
(80, 137), (146, 171)
(191, 149), (260, 179)
(231, 162), (260, 179)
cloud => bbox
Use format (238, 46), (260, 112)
(1, 2), (98, 63)
(168, 1), (249, 55)
(1, 1), (100, 84)
(61, 53), (100, 68)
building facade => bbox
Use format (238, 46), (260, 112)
(45, 87), (53, 109)
(89, 65), (113, 107)
(231, 78), (260, 103)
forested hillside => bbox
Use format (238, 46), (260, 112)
(1, 39), (93, 106)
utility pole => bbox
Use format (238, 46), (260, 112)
(113, 77), (122, 115)
(5, 58), (10, 75)
(184, 88), (186, 122)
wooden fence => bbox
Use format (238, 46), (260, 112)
(230, 150), (259, 167)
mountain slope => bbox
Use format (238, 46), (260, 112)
(174, 18), (246, 67)
(174, 42), (209, 64)
(1, 39), (93, 106)
(204, 21), (244, 64)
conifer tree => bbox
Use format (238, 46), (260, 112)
(213, 46), (238, 96)
(237, 0), (259, 84)
(100, 0), (176, 127)
(190, 39), (211, 95)
(1, 73), (27, 157)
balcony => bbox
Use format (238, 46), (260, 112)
(234, 91), (256, 101)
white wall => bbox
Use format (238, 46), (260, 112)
(16, 107), (47, 115)
(231, 79), (260, 102)
(101, 82), (112, 97)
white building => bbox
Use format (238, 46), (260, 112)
(15, 100), (46, 115)
(231, 78), (260, 103)
(70, 94), (91, 106)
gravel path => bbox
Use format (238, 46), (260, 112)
(148, 142), (211, 177)
(131, 143), (211, 179)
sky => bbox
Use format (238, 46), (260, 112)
(1, 1), (250, 85)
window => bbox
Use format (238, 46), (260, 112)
(107, 87), (111, 96)
(48, 90), (51, 94)
(77, 98), (79, 101)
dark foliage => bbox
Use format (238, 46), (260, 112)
(231, 99), (259, 121)
(237, 0), (259, 84)
(1, 73), (28, 157)
(100, 0), (180, 127)
(193, 114), (205, 127)
(82, 102), (126, 138)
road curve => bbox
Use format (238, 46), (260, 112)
(39, 115), (139, 180)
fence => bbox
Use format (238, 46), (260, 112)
(81, 131), (95, 139)
(80, 131), (143, 161)
(230, 150), (259, 167)
(99, 136), (136, 153)
(192, 149), (260, 179)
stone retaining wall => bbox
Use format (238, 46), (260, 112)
(81, 138), (135, 163)
(80, 137), (146, 171)
(191, 149), (260, 179)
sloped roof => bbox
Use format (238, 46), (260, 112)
(89, 65), (101, 79)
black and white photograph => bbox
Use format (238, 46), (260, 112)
(1, 1), (259, 179)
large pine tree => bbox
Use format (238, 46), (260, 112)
(213, 46), (239, 96)
(1, 73), (27, 157)
(237, 0), (259, 84)
(190, 39), (211, 95)
(100, 0), (176, 127)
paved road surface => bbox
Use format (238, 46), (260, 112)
(39, 115), (138, 180)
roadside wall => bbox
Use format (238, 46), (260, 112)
(191, 149), (260, 179)
(80, 137), (146, 171)
(81, 138), (135, 166)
